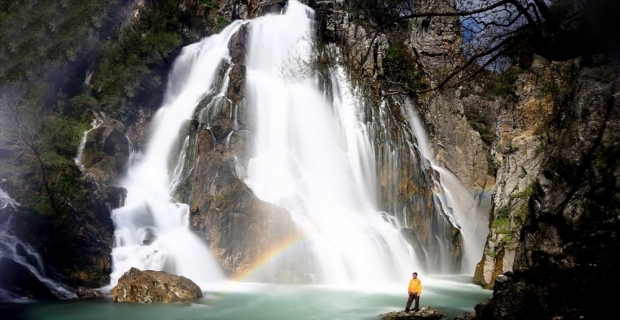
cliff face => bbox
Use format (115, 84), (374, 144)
(473, 59), (557, 289)
(470, 55), (620, 319)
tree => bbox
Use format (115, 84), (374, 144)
(0, 88), (59, 215)
(346, 0), (620, 93)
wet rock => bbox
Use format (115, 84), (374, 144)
(186, 129), (312, 283)
(452, 311), (476, 320)
(0, 257), (56, 300)
(82, 119), (131, 185)
(226, 64), (246, 104)
(379, 307), (445, 320)
(228, 24), (248, 64)
(76, 287), (104, 299)
(110, 267), (202, 303)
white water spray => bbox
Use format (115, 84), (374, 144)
(74, 113), (104, 172)
(244, 1), (414, 285)
(406, 102), (488, 273)
(108, 22), (249, 288)
(0, 188), (75, 300)
(108, 0), (485, 288)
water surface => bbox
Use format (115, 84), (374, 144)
(5, 275), (490, 320)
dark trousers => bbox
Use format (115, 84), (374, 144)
(405, 292), (420, 311)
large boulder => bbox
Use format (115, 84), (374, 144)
(110, 268), (203, 303)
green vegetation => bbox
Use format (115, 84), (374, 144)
(0, 1), (121, 85)
(516, 202), (528, 224)
(213, 194), (228, 203)
(0, 0), (229, 286)
(1, 0), (229, 214)
(485, 249), (496, 258)
(461, 67), (526, 101)
(500, 234), (512, 244)
(492, 216), (511, 234)
(92, 0), (226, 121)
(495, 205), (511, 220)
(491, 205), (512, 234)
(382, 41), (429, 93)
(510, 184), (534, 199)
(464, 109), (494, 147)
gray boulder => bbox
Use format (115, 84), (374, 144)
(110, 268), (202, 303)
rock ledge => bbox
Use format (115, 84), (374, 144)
(379, 307), (445, 320)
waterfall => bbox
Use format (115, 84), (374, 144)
(0, 188), (75, 300)
(74, 113), (105, 172)
(109, 0), (486, 287)
(107, 22), (249, 287)
(405, 102), (488, 274)
(243, 1), (413, 284)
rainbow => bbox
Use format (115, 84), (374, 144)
(233, 223), (320, 282)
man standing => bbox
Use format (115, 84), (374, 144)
(405, 272), (422, 312)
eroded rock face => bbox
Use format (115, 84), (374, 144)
(464, 55), (620, 320)
(474, 58), (556, 289)
(59, 178), (125, 288)
(111, 267), (202, 303)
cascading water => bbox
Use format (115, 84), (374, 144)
(0, 188), (75, 300)
(74, 113), (104, 172)
(243, 2), (414, 284)
(108, 0), (486, 287)
(107, 23), (251, 287)
(405, 101), (488, 274)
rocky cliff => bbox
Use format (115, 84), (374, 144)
(467, 54), (619, 319)
(473, 58), (558, 289)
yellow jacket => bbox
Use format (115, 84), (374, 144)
(408, 278), (422, 294)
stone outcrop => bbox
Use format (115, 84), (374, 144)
(111, 267), (202, 303)
(379, 307), (445, 320)
(460, 54), (620, 319)
(409, 0), (463, 75)
(82, 118), (131, 185)
(474, 58), (556, 289)
(409, 0), (493, 197)
(59, 180), (125, 288)
(124, 107), (154, 151)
